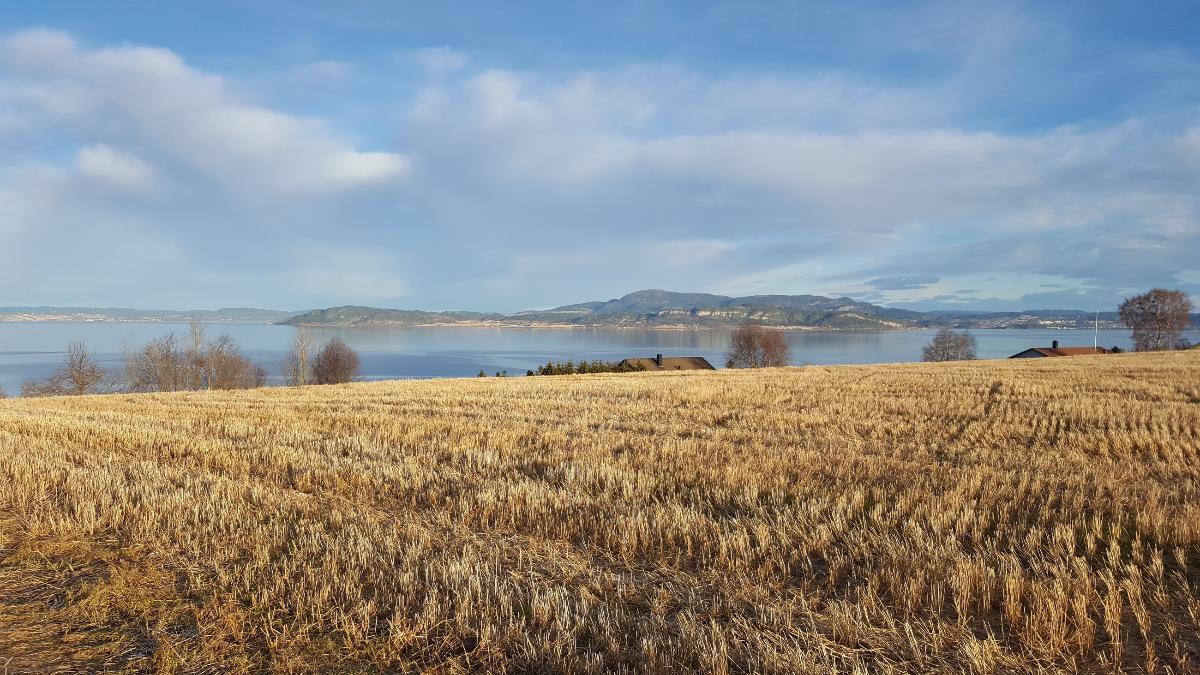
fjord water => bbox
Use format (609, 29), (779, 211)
(0, 322), (1138, 393)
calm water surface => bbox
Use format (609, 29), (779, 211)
(0, 322), (1142, 393)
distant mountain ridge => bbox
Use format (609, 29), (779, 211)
(0, 306), (301, 323)
(7, 292), (1197, 330)
(281, 290), (1199, 329)
(280, 305), (498, 326)
(282, 290), (923, 329)
(546, 289), (920, 319)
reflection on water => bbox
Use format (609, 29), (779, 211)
(0, 322), (1141, 392)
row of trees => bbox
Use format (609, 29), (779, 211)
(15, 324), (362, 398)
(528, 360), (648, 376)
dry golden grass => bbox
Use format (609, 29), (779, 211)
(1, 351), (1199, 673)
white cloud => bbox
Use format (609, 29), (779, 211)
(0, 29), (410, 197)
(320, 151), (410, 188)
(75, 144), (155, 189)
(0, 29), (418, 307)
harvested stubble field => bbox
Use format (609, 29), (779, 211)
(1, 352), (1199, 673)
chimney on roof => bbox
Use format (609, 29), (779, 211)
(655, 353), (663, 366)
(1052, 339), (1059, 350)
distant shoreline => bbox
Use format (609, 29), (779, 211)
(0, 317), (849, 330)
(0, 318), (1154, 333)
(291, 320), (835, 331)
(0, 317), (277, 326)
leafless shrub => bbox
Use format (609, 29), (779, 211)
(922, 328), (978, 362)
(203, 334), (268, 389)
(125, 333), (190, 393)
(1119, 288), (1194, 351)
(312, 337), (360, 384)
(20, 341), (109, 397)
(725, 323), (791, 368)
(283, 328), (315, 386)
(126, 326), (264, 392)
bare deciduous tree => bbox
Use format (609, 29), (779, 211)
(922, 328), (978, 362)
(725, 323), (792, 368)
(1119, 288), (1194, 352)
(186, 319), (208, 390)
(21, 341), (109, 397)
(283, 328), (315, 386)
(0, 386), (7, 399)
(312, 338), (361, 384)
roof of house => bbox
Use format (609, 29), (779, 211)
(1010, 346), (1112, 358)
(620, 356), (715, 371)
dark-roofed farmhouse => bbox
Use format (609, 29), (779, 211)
(619, 354), (715, 371)
(1009, 339), (1113, 359)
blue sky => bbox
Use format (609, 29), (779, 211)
(1, 1), (1197, 312)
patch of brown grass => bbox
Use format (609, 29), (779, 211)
(1, 351), (1199, 672)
